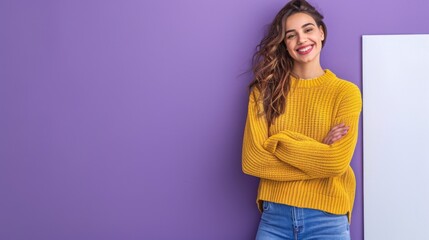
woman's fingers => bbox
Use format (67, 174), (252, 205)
(332, 126), (349, 138)
(331, 123), (345, 130)
(323, 123), (350, 145)
(330, 123), (346, 133)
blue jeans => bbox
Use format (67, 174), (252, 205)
(256, 201), (350, 240)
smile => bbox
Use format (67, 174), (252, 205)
(296, 45), (314, 55)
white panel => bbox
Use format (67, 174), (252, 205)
(363, 34), (429, 240)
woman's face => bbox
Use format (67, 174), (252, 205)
(284, 13), (325, 66)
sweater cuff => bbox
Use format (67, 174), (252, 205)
(263, 137), (279, 154)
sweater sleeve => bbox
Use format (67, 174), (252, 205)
(241, 88), (315, 181)
(263, 84), (362, 178)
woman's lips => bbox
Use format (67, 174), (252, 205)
(296, 45), (314, 55)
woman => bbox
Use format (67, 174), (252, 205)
(241, 0), (362, 239)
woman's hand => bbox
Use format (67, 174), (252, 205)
(323, 123), (350, 145)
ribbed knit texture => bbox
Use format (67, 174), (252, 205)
(242, 69), (362, 222)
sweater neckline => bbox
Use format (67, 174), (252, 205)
(290, 69), (335, 88)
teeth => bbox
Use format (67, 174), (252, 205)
(298, 46), (312, 52)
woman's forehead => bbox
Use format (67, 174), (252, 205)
(285, 13), (316, 30)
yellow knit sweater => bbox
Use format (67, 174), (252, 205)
(242, 69), (362, 222)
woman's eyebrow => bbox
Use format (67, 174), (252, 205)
(285, 23), (316, 34)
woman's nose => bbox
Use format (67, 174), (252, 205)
(297, 34), (307, 45)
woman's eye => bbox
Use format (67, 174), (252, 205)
(286, 34), (295, 39)
(305, 28), (313, 33)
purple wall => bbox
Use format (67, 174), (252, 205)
(1, 0), (428, 239)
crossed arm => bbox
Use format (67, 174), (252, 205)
(241, 87), (362, 181)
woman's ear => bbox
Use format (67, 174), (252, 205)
(319, 26), (325, 41)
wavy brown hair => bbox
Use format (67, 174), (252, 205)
(249, 0), (327, 126)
